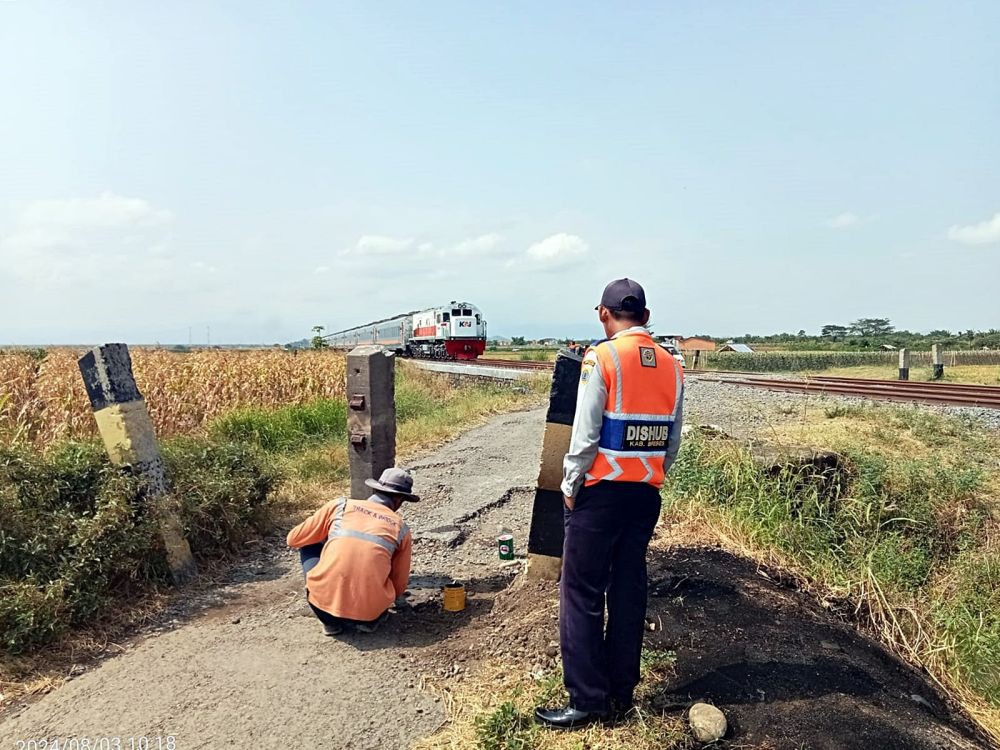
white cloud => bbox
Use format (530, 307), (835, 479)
(509, 233), (589, 271)
(449, 233), (504, 256)
(825, 212), (859, 229)
(0, 192), (176, 288)
(341, 234), (414, 256)
(947, 212), (1000, 246)
(17, 192), (172, 230)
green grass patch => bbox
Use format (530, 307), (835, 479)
(211, 399), (347, 452)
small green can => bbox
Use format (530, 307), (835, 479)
(497, 533), (515, 561)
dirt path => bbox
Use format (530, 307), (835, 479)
(0, 408), (546, 750)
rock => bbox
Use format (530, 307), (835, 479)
(689, 702), (727, 743)
(231, 617), (241, 625)
(544, 641), (559, 658)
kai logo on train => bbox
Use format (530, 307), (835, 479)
(622, 422), (670, 449)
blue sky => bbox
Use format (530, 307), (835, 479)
(1, 1), (998, 344)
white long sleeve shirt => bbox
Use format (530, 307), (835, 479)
(560, 326), (684, 498)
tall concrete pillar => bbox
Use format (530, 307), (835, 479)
(932, 344), (944, 380)
(347, 345), (396, 499)
(898, 348), (910, 381)
(527, 350), (582, 580)
(78, 343), (197, 584)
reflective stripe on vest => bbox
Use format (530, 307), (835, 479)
(326, 498), (401, 555)
(585, 332), (683, 489)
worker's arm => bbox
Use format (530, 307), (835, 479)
(663, 396), (684, 475)
(561, 349), (607, 499)
(286, 500), (336, 548)
(390, 528), (412, 598)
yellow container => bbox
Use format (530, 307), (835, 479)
(443, 582), (466, 612)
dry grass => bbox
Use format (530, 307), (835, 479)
(0, 348), (346, 447)
(415, 662), (698, 750)
(800, 364), (1000, 385)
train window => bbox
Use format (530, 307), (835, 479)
(442, 312), (450, 322)
(452, 309), (461, 317)
(475, 314), (481, 324)
(461, 309), (472, 316)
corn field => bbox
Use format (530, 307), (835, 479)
(0, 348), (347, 447)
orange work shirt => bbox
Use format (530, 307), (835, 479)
(286, 498), (412, 622)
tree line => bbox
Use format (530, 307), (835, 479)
(727, 319), (1000, 351)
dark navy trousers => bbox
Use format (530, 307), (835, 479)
(560, 480), (662, 712)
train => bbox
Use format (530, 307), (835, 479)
(323, 302), (488, 360)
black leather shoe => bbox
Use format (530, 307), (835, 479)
(534, 705), (608, 730)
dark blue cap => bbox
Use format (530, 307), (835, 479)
(597, 278), (646, 313)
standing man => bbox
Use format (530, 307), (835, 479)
(286, 467), (417, 636)
(535, 278), (684, 729)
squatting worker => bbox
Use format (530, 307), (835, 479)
(535, 278), (684, 730)
(286, 467), (417, 636)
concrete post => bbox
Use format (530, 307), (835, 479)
(692, 350), (702, 370)
(78, 343), (197, 584)
(347, 345), (396, 499)
(527, 350), (582, 580)
(898, 348), (910, 381)
(932, 344), (944, 380)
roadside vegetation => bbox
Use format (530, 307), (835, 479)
(0, 357), (546, 696)
(662, 405), (1000, 741)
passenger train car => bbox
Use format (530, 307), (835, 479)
(323, 302), (487, 360)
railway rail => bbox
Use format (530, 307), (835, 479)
(465, 357), (1000, 409)
(699, 374), (1000, 409)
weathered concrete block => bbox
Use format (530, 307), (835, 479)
(347, 345), (396, 499)
(78, 343), (196, 584)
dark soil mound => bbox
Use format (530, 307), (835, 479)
(643, 546), (991, 750)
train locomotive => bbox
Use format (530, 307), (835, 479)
(323, 302), (487, 360)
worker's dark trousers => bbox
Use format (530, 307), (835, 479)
(560, 480), (661, 712)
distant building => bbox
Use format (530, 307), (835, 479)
(676, 336), (717, 352)
(660, 334), (717, 352)
(719, 343), (754, 353)
(537, 338), (560, 346)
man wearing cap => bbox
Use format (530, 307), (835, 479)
(286, 467), (418, 636)
(536, 278), (684, 729)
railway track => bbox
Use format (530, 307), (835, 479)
(468, 357), (556, 371)
(699, 373), (1000, 409)
(465, 358), (1000, 409)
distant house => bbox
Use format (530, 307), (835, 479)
(719, 343), (754, 353)
(676, 336), (717, 352)
(537, 338), (560, 346)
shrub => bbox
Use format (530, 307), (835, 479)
(0, 437), (279, 653)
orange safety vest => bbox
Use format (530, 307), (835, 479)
(584, 330), (683, 489)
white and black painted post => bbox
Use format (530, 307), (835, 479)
(932, 344), (944, 380)
(347, 345), (396, 499)
(78, 343), (197, 584)
(898, 348), (910, 381)
(527, 350), (582, 580)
